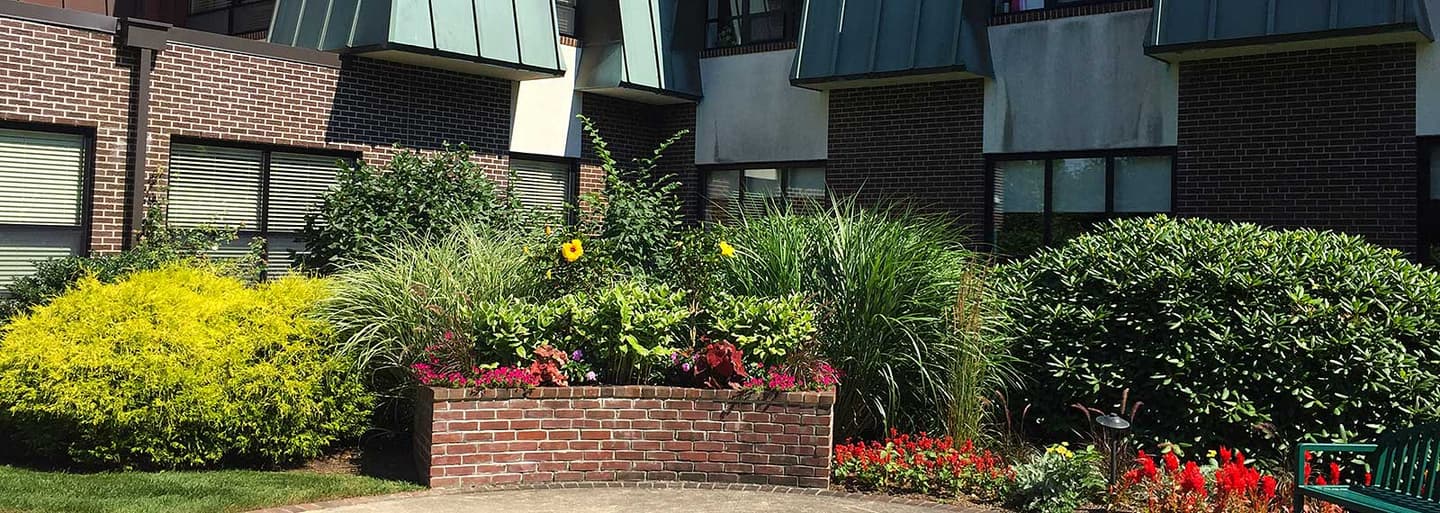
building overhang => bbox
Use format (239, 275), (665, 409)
(1145, 0), (1434, 63)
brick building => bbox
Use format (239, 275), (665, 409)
(2, 0), (1439, 289)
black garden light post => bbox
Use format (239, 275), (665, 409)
(1096, 413), (1132, 485)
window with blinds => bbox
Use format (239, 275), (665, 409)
(0, 127), (88, 295)
(703, 166), (827, 222)
(167, 141), (349, 277)
(509, 158), (574, 214)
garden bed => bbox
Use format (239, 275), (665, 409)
(414, 386), (834, 488)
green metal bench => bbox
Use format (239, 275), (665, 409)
(1295, 424), (1440, 513)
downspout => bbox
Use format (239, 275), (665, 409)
(119, 18), (170, 249)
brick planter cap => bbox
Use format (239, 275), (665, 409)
(422, 385), (836, 406)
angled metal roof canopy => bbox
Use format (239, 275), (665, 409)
(268, 0), (564, 80)
(1146, 0), (1435, 62)
(789, 0), (994, 91)
(574, 0), (704, 104)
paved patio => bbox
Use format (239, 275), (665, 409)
(253, 483), (999, 513)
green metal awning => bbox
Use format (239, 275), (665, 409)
(574, 0), (703, 104)
(1146, 0), (1435, 62)
(268, 0), (563, 80)
(790, 0), (994, 90)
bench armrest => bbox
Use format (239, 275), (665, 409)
(1295, 443), (1379, 483)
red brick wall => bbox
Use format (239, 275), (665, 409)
(415, 386), (834, 489)
(0, 17), (134, 252)
(1175, 43), (1417, 252)
(147, 44), (514, 203)
(827, 80), (987, 237)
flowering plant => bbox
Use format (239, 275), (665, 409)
(527, 344), (570, 386)
(1007, 444), (1107, 513)
(472, 366), (540, 389)
(833, 430), (1011, 500)
(741, 360), (840, 392)
(1111, 447), (1295, 513)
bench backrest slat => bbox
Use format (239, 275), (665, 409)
(1366, 423), (1440, 500)
(1426, 437), (1440, 501)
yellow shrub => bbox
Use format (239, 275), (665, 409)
(0, 266), (370, 468)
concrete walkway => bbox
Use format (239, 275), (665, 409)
(260, 483), (1000, 513)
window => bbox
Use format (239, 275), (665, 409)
(508, 157), (576, 217)
(187, 0), (275, 37)
(703, 165), (826, 222)
(706, 0), (803, 49)
(0, 127), (90, 295)
(556, 0), (578, 38)
(1421, 141), (1440, 262)
(994, 0), (1125, 14)
(167, 141), (352, 277)
(989, 150), (1173, 257)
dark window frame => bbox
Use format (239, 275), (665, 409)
(168, 137), (358, 276)
(186, 0), (274, 36)
(699, 160), (827, 221)
(984, 147), (1176, 252)
(507, 152), (580, 226)
(705, 0), (804, 50)
(1418, 137), (1440, 262)
(555, 0), (578, 38)
(0, 120), (98, 258)
(992, 0), (1135, 16)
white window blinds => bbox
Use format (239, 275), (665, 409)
(0, 129), (85, 226)
(510, 158), (572, 212)
(0, 128), (87, 294)
(267, 152), (338, 232)
(168, 143), (262, 229)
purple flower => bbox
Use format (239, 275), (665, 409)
(571, 349), (584, 362)
(681, 362), (692, 372)
(585, 371), (598, 382)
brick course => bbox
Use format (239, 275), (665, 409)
(827, 80), (987, 238)
(414, 386), (835, 489)
(1175, 43), (1417, 252)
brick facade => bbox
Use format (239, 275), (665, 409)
(414, 386), (835, 489)
(827, 80), (987, 237)
(1175, 43), (1418, 252)
(0, 17), (135, 252)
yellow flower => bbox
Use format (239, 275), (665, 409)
(718, 241), (736, 258)
(523, 245), (531, 255)
(1046, 444), (1075, 459)
(546, 269), (553, 280)
(561, 239), (584, 262)
(545, 225), (554, 236)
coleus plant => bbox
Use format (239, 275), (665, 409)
(527, 344), (570, 386)
(692, 339), (749, 389)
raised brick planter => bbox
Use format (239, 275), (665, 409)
(414, 386), (835, 489)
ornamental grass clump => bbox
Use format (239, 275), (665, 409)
(992, 215), (1440, 460)
(0, 266), (369, 469)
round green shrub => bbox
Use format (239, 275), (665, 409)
(0, 266), (371, 469)
(992, 216), (1440, 459)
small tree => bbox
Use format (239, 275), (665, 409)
(576, 115), (688, 276)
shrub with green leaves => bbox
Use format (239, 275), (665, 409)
(576, 115), (688, 275)
(1005, 446), (1106, 513)
(705, 292), (817, 365)
(0, 266), (369, 469)
(557, 279), (689, 384)
(299, 145), (531, 273)
(992, 215), (1440, 460)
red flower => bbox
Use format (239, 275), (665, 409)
(1164, 452), (1180, 473)
(1262, 476), (1278, 500)
(1304, 463), (1312, 484)
(1219, 446), (1232, 463)
(1179, 461), (1207, 496)
(1138, 452), (1159, 481)
(1366, 472), (1374, 486)
(1329, 462), (1341, 484)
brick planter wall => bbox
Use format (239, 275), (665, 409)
(414, 386), (835, 489)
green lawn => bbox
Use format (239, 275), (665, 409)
(0, 465), (421, 513)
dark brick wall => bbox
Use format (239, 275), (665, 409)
(579, 94), (700, 221)
(1175, 43), (1417, 252)
(827, 80), (987, 237)
(416, 386), (834, 489)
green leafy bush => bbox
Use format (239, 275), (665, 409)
(324, 225), (545, 401)
(1005, 446), (1106, 513)
(557, 279), (689, 384)
(705, 292), (817, 365)
(0, 266), (369, 468)
(992, 216), (1440, 459)
(719, 199), (991, 436)
(2, 206), (255, 320)
(575, 115), (688, 275)
(299, 145), (530, 273)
